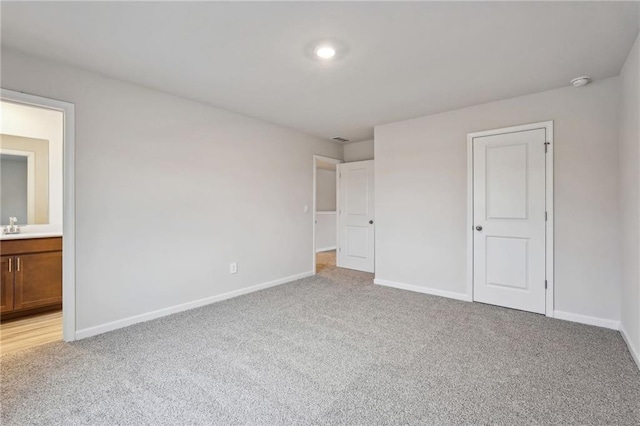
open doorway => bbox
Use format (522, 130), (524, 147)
(1, 89), (75, 355)
(312, 155), (341, 274)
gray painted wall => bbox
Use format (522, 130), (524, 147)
(316, 168), (336, 211)
(2, 48), (342, 333)
(343, 139), (374, 162)
(375, 77), (622, 323)
(619, 33), (640, 363)
(0, 154), (28, 225)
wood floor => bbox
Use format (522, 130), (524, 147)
(1, 311), (62, 356)
(316, 250), (336, 273)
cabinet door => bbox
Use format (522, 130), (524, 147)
(14, 251), (62, 310)
(0, 256), (15, 313)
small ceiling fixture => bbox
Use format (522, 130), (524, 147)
(571, 76), (591, 87)
(315, 45), (336, 59)
(331, 136), (349, 143)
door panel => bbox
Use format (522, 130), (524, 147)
(473, 128), (546, 314)
(485, 237), (529, 289)
(338, 160), (375, 273)
(346, 168), (368, 214)
(346, 227), (368, 258)
(1, 256), (14, 313)
(14, 251), (62, 310)
(486, 144), (528, 219)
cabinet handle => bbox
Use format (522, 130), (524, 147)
(8, 258), (11, 272)
(17, 257), (21, 272)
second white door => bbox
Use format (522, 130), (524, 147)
(472, 126), (548, 314)
(337, 160), (375, 273)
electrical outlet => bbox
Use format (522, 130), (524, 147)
(229, 262), (238, 274)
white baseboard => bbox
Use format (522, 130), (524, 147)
(316, 246), (337, 253)
(553, 310), (620, 330)
(374, 278), (472, 302)
(75, 271), (314, 340)
(620, 324), (640, 371)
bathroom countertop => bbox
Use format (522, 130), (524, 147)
(1, 225), (63, 241)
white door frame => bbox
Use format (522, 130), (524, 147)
(467, 121), (554, 317)
(1, 88), (76, 341)
(312, 155), (342, 274)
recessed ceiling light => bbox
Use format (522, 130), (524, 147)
(571, 76), (591, 87)
(315, 46), (336, 59)
(305, 39), (348, 62)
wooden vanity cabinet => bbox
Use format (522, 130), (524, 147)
(0, 256), (14, 313)
(1, 237), (62, 318)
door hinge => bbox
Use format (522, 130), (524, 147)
(545, 280), (548, 289)
(544, 141), (550, 153)
(545, 211), (548, 221)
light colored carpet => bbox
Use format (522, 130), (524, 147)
(2, 263), (639, 425)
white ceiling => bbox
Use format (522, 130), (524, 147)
(2, 2), (638, 142)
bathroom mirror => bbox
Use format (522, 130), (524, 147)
(1, 99), (63, 228)
(0, 134), (50, 225)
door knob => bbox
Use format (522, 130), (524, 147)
(475, 226), (483, 231)
(369, 220), (374, 224)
